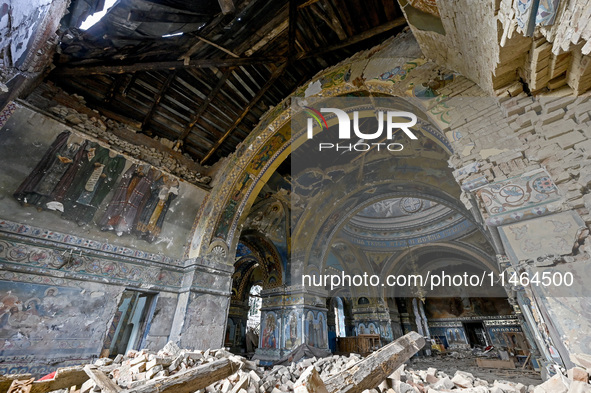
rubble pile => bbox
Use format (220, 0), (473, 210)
(29, 332), (587, 393)
(64, 342), (363, 393)
(43, 344), (590, 393)
(46, 103), (211, 185)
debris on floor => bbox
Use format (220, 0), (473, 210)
(1, 332), (589, 393)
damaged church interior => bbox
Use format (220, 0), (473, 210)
(2, 0), (591, 391)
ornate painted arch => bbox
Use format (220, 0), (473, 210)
(187, 35), (482, 262)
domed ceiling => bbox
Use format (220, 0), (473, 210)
(342, 197), (474, 249)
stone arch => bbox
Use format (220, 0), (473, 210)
(239, 231), (284, 289)
(382, 242), (499, 278)
(187, 32), (485, 262)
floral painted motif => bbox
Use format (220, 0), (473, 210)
(476, 169), (561, 226)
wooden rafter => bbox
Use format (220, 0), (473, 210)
(318, 0), (347, 40)
(181, 36), (239, 63)
(309, 3), (345, 40)
(142, 71), (177, 129)
(288, 0), (297, 62)
(103, 74), (126, 103)
(298, 16), (407, 59)
(297, 0), (321, 9)
(54, 57), (285, 76)
(180, 69), (231, 141)
(244, 20), (288, 57)
(180, 0), (254, 60)
(200, 63), (287, 164)
(121, 74), (136, 97)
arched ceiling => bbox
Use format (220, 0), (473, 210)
(355, 197), (439, 219)
(342, 196), (475, 249)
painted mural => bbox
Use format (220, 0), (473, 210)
(261, 312), (279, 349)
(487, 325), (524, 347)
(0, 238), (184, 289)
(357, 322), (379, 335)
(0, 280), (120, 375)
(243, 199), (289, 272)
(12, 132), (181, 244)
(283, 310), (302, 350)
(376, 60), (425, 84)
(445, 327), (468, 345)
(305, 311), (327, 348)
(428, 325), (469, 347)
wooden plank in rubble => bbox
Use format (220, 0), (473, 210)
(322, 331), (425, 393)
(126, 357), (242, 393)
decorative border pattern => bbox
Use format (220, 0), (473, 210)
(0, 237), (184, 289)
(483, 319), (522, 326)
(429, 315), (518, 323)
(0, 358), (86, 378)
(0, 219), (183, 266)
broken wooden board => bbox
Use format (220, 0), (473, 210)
(0, 374), (33, 393)
(7, 378), (34, 393)
(30, 366), (88, 393)
(126, 357), (242, 393)
(476, 358), (516, 369)
(323, 331), (425, 393)
(84, 365), (122, 393)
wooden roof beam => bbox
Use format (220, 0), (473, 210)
(309, 2), (346, 40)
(103, 74), (126, 103)
(297, 0), (321, 9)
(141, 71), (177, 129)
(54, 57), (285, 76)
(298, 16), (407, 59)
(180, 69), (231, 141)
(318, 0), (347, 40)
(180, 36), (239, 63)
(200, 63), (287, 164)
(288, 0), (297, 62)
(244, 20), (288, 57)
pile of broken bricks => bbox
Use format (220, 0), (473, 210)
(2, 332), (590, 393)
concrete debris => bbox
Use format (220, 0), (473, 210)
(34, 343), (591, 393)
(38, 343), (589, 393)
